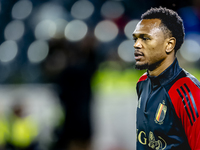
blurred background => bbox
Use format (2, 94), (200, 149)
(0, 0), (200, 150)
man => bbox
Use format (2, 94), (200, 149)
(133, 7), (200, 150)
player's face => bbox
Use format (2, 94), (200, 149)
(132, 19), (169, 71)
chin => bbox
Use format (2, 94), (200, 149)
(135, 60), (162, 71)
(135, 62), (148, 70)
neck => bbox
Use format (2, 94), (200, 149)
(148, 56), (176, 76)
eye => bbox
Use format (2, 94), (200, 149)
(133, 37), (138, 42)
(142, 37), (150, 41)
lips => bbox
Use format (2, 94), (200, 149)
(134, 51), (144, 60)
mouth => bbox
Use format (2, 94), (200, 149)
(134, 51), (144, 60)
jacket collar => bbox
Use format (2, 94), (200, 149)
(147, 58), (182, 86)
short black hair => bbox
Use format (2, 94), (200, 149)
(141, 7), (185, 52)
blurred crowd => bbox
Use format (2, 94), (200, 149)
(0, 0), (200, 150)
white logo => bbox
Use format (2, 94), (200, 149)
(138, 97), (141, 108)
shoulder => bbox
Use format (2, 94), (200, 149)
(168, 70), (200, 96)
(168, 70), (200, 119)
(136, 72), (148, 96)
(137, 72), (148, 83)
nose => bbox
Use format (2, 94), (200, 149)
(134, 39), (142, 49)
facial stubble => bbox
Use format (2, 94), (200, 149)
(135, 59), (164, 71)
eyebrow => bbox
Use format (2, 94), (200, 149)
(132, 33), (152, 38)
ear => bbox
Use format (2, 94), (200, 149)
(166, 37), (176, 54)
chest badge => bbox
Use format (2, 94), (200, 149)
(155, 100), (167, 125)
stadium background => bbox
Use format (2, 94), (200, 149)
(0, 0), (200, 150)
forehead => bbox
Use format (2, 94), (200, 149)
(133, 19), (163, 36)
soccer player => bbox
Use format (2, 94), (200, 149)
(133, 7), (200, 149)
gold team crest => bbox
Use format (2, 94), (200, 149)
(155, 101), (167, 125)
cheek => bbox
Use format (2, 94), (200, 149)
(149, 41), (166, 54)
(150, 40), (163, 49)
(145, 44), (166, 60)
